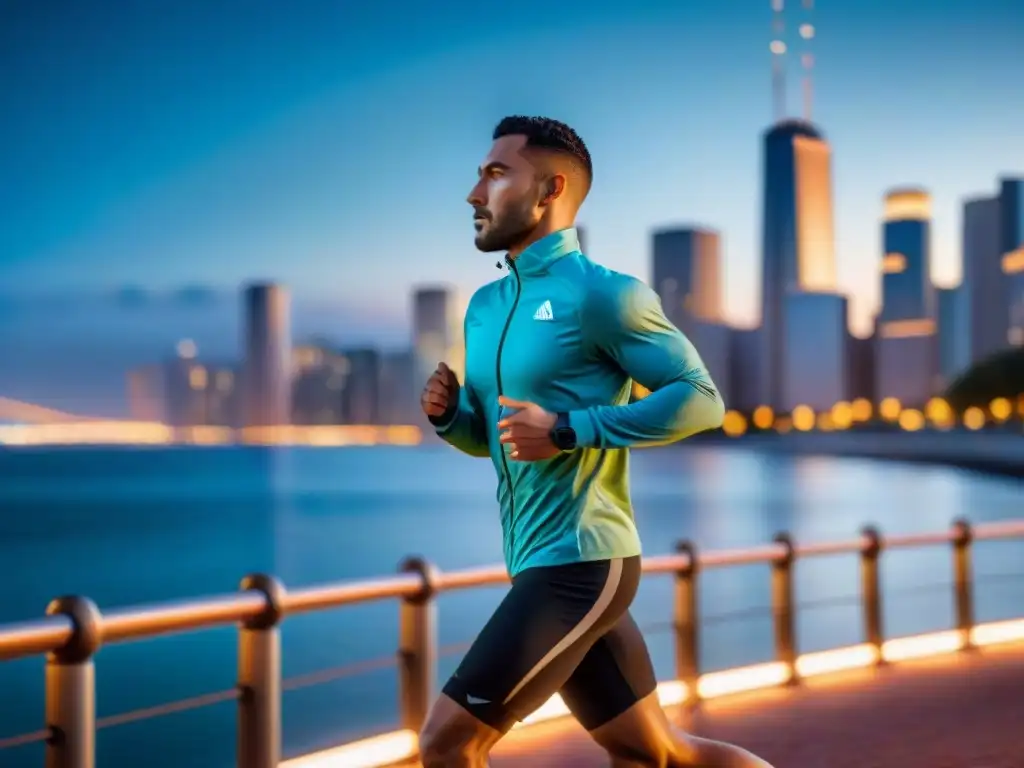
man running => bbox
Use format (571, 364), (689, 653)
(419, 115), (772, 767)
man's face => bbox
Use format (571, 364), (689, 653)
(466, 135), (543, 253)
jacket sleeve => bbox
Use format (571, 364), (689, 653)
(567, 276), (725, 449)
(428, 307), (491, 458)
(430, 383), (490, 458)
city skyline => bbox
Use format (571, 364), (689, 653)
(1, 0), (1021, 342)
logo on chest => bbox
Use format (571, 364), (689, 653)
(532, 300), (554, 321)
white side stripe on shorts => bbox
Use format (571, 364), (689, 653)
(502, 558), (624, 704)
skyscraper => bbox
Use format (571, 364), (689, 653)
(782, 292), (848, 412)
(875, 188), (938, 406)
(650, 227), (730, 406)
(241, 283), (292, 429)
(379, 350), (418, 425)
(291, 344), (349, 425)
(845, 332), (875, 405)
(204, 363), (240, 427)
(999, 178), (1024, 347)
(164, 353), (208, 428)
(412, 285), (463, 390)
(937, 287), (970, 388)
(727, 328), (761, 413)
(879, 188), (935, 323)
(651, 227), (722, 333)
(962, 196), (1005, 362)
(759, 120), (837, 409)
(342, 348), (381, 424)
(126, 364), (166, 422)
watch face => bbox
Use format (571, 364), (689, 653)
(555, 428), (576, 449)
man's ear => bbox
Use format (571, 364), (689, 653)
(539, 174), (566, 206)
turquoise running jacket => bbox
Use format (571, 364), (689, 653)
(432, 228), (725, 576)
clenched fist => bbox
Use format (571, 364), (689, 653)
(421, 361), (460, 420)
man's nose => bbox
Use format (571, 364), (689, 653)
(466, 180), (486, 207)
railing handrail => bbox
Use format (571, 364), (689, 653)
(4, 515), (1024, 768)
(3, 518), (1024, 663)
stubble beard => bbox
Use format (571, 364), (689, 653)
(474, 200), (538, 254)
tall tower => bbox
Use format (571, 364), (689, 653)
(650, 227), (723, 334)
(770, 0), (786, 121)
(412, 285), (463, 391)
(799, 0), (816, 121)
(241, 283), (292, 429)
(759, 122), (837, 409)
(759, 0), (837, 410)
(963, 196), (1005, 362)
(880, 188), (935, 325)
(876, 189), (938, 406)
(1000, 178), (1024, 347)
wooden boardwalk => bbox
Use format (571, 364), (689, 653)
(490, 643), (1024, 767)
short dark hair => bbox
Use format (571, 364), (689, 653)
(493, 115), (593, 184)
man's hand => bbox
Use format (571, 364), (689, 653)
(421, 362), (459, 419)
(497, 396), (559, 461)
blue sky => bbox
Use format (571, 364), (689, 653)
(0, 0), (1022, 410)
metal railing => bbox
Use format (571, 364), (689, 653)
(1, 517), (1024, 768)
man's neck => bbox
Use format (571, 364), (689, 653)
(507, 220), (575, 260)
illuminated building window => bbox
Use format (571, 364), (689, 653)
(1002, 248), (1024, 274)
(879, 318), (936, 338)
(189, 366), (208, 390)
(881, 253), (906, 273)
(884, 190), (931, 221)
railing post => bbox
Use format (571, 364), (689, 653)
(237, 574), (286, 768)
(398, 556), (439, 734)
(770, 533), (798, 683)
(673, 540), (700, 703)
(860, 525), (884, 661)
(45, 596), (102, 768)
(951, 518), (975, 649)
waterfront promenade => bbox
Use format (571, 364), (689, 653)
(493, 643), (1024, 767)
(3, 516), (1024, 768)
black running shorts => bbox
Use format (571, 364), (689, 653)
(441, 555), (658, 732)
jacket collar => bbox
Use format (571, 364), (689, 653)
(505, 228), (581, 278)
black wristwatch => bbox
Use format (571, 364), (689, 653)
(550, 412), (577, 451)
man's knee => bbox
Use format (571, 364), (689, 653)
(589, 693), (697, 767)
(418, 723), (485, 767)
(417, 695), (500, 767)
(418, 731), (480, 767)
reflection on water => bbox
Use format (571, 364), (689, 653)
(0, 444), (1021, 766)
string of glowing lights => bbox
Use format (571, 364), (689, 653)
(719, 394), (1024, 437)
(0, 393), (1020, 445)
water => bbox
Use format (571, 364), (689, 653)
(0, 445), (1022, 767)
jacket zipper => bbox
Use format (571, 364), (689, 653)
(497, 258), (521, 567)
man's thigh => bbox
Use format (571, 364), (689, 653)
(559, 611), (659, 731)
(442, 557), (639, 732)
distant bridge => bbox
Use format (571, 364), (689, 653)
(0, 396), (100, 425)
(0, 396), (423, 447)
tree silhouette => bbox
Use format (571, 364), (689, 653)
(945, 348), (1024, 410)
